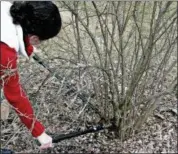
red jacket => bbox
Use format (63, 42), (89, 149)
(0, 41), (45, 137)
(1, 1), (45, 138)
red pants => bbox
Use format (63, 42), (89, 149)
(0, 42), (45, 137)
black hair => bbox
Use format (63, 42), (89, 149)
(10, 1), (62, 40)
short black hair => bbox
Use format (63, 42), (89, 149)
(10, 1), (62, 40)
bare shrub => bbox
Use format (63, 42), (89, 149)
(34, 1), (177, 141)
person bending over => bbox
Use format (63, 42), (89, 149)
(0, 1), (62, 150)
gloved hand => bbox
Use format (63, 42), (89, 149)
(37, 132), (53, 150)
(24, 36), (41, 58)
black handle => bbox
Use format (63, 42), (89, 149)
(52, 125), (104, 143)
(36, 125), (106, 146)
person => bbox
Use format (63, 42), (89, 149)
(0, 1), (62, 151)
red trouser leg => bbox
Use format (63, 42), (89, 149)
(0, 42), (45, 137)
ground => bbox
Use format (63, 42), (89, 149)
(1, 56), (177, 153)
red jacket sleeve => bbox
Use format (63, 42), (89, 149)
(0, 42), (45, 137)
(24, 36), (34, 57)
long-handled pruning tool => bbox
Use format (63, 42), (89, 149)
(32, 53), (115, 145)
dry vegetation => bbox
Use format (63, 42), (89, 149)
(1, 1), (177, 153)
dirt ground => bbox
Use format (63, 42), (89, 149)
(1, 57), (177, 153)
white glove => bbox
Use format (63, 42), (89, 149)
(37, 132), (53, 150)
(28, 46), (41, 61)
